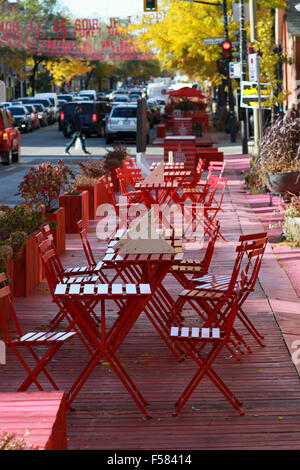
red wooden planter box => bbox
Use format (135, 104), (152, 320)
(97, 175), (112, 205)
(0, 391), (67, 450)
(76, 182), (102, 220)
(45, 207), (66, 256)
(0, 260), (13, 330)
(13, 230), (43, 298)
(59, 190), (89, 233)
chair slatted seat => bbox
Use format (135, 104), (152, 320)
(0, 272), (77, 404)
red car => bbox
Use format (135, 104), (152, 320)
(0, 108), (21, 164)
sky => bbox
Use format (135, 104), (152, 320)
(61, 0), (144, 19)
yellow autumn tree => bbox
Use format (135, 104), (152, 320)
(129, 0), (235, 86)
(45, 58), (95, 87)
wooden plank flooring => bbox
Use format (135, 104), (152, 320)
(1, 153), (300, 450)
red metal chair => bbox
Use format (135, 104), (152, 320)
(100, 174), (147, 232)
(171, 220), (221, 289)
(171, 232), (268, 355)
(191, 232), (269, 348)
(116, 167), (144, 204)
(181, 176), (228, 242)
(169, 289), (243, 416)
(0, 272), (77, 403)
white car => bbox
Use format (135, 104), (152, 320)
(105, 104), (149, 144)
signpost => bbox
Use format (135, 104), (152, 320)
(240, 81), (271, 109)
(248, 53), (259, 82)
(229, 62), (241, 79)
(203, 37), (225, 45)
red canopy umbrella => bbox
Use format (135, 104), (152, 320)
(168, 87), (205, 99)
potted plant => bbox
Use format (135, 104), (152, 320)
(0, 204), (45, 297)
(16, 160), (75, 255)
(258, 116), (300, 195)
(104, 144), (131, 192)
(280, 195), (300, 244)
(77, 158), (108, 212)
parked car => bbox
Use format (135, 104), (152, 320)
(111, 95), (130, 106)
(33, 103), (48, 127)
(0, 102), (12, 108)
(97, 92), (106, 100)
(105, 104), (149, 144)
(57, 94), (74, 102)
(26, 98), (56, 124)
(79, 90), (97, 101)
(23, 104), (40, 130)
(0, 108), (21, 164)
(59, 100), (112, 138)
(7, 105), (33, 133)
(34, 93), (59, 120)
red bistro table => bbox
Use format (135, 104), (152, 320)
(53, 280), (152, 417)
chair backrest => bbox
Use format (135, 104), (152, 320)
(201, 220), (220, 273)
(228, 232), (268, 295)
(37, 238), (64, 292)
(237, 232), (269, 292)
(205, 176), (227, 207)
(0, 272), (22, 343)
(185, 158), (206, 188)
(208, 161), (226, 178)
(35, 226), (64, 273)
(102, 174), (117, 207)
(76, 219), (96, 267)
(116, 167), (143, 195)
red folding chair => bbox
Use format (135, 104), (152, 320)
(171, 232), (268, 357)
(191, 232), (269, 348)
(169, 289), (244, 416)
(100, 174), (147, 233)
(182, 176), (228, 242)
(116, 167), (144, 204)
(0, 272), (76, 404)
(171, 220), (220, 289)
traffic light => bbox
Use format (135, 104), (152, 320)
(144, 0), (157, 11)
(221, 40), (232, 62)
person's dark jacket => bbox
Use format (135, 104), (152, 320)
(71, 111), (82, 132)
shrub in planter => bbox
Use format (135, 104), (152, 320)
(0, 204), (46, 297)
(78, 158), (108, 180)
(258, 117), (300, 194)
(280, 195), (300, 244)
(16, 161), (74, 253)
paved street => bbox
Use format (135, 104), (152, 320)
(0, 123), (160, 205)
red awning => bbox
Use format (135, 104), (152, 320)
(168, 87), (205, 98)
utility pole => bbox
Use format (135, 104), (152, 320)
(249, 0), (260, 155)
(222, 0), (236, 142)
(239, 0), (248, 154)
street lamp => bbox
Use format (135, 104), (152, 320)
(182, 0), (236, 142)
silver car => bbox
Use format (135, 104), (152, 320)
(105, 104), (149, 144)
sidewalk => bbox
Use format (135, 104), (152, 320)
(1, 138), (300, 449)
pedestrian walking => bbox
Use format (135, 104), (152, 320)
(65, 105), (91, 155)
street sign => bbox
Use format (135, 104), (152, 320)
(232, 3), (250, 22)
(248, 53), (259, 82)
(240, 81), (272, 109)
(229, 62), (241, 79)
(203, 37), (225, 45)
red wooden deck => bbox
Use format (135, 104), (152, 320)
(1, 150), (300, 449)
